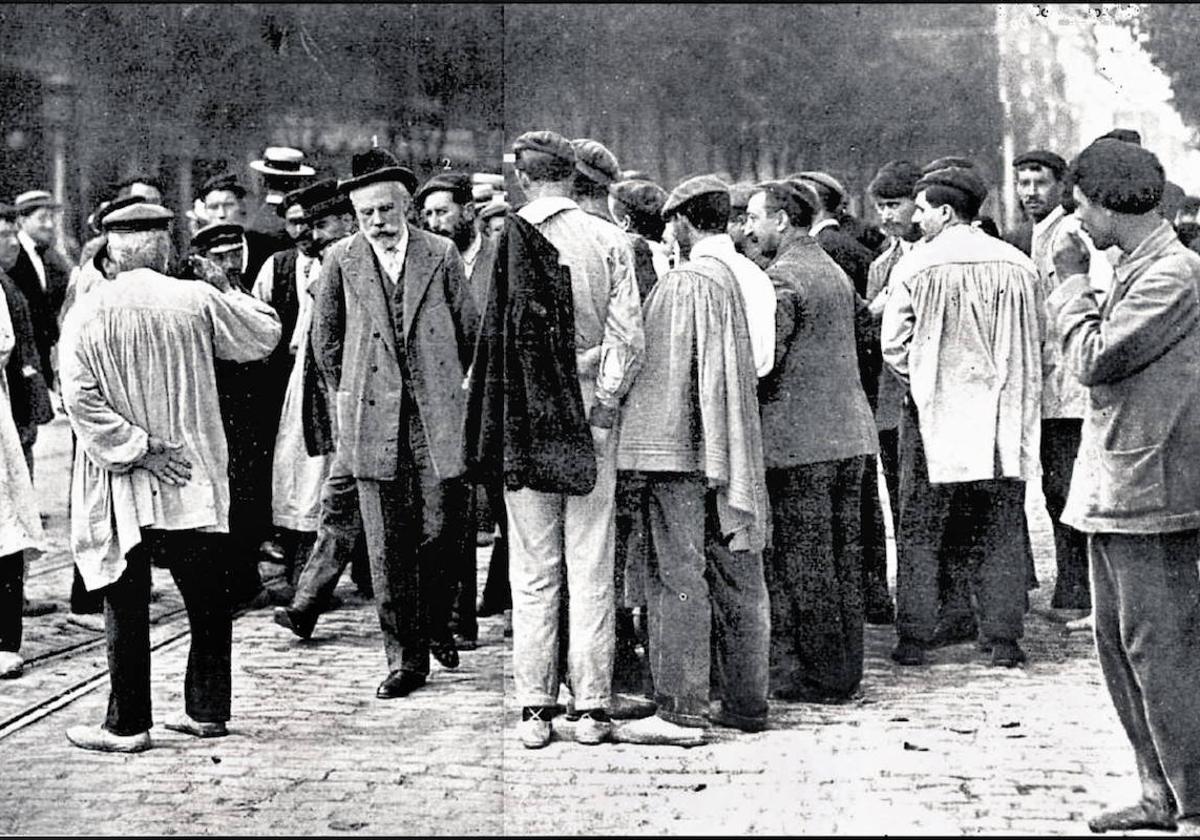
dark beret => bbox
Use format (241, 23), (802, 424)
(915, 166), (989, 206)
(609, 179), (668, 218)
(286, 178), (350, 222)
(512, 130), (575, 164)
(337, 147), (418, 196)
(661, 174), (729, 219)
(867, 160), (923, 200)
(754, 179), (819, 223)
(571, 138), (620, 187)
(415, 172), (474, 206)
(1013, 150), (1067, 179)
(921, 156), (976, 176)
(190, 221), (245, 253)
(1096, 128), (1142, 146)
(1069, 139), (1164, 214)
(102, 202), (175, 233)
(199, 173), (247, 201)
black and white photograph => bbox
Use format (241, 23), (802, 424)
(2, 3), (1200, 835)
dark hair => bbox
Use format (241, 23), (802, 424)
(974, 215), (1002, 238)
(612, 198), (666, 240)
(673, 192), (730, 232)
(1013, 161), (1063, 182)
(571, 171), (609, 201)
(515, 149), (576, 183)
(759, 185), (815, 229)
(922, 183), (983, 220)
(804, 180), (840, 213)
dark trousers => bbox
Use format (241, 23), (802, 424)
(897, 401), (1027, 644)
(1, 552), (23, 652)
(291, 464), (364, 617)
(765, 457), (867, 697)
(70, 566), (104, 614)
(477, 482), (511, 613)
(1091, 530), (1200, 816)
(1042, 418), (1090, 610)
(103, 530), (232, 736)
(613, 471), (651, 694)
(356, 409), (469, 677)
(643, 473), (770, 726)
(878, 427), (900, 525)
(450, 492), (479, 642)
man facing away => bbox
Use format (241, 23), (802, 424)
(882, 166), (1042, 669)
(59, 201), (281, 752)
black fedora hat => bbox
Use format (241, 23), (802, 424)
(337, 147), (418, 196)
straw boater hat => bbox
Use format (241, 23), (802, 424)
(14, 190), (61, 214)
(250, 146), (316, 178)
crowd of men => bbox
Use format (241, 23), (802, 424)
(2, 126), (1199, 834)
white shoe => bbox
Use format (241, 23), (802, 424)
(518, 709), (553, 749)
(0, 651), (23, 679)
(66, 724), (151, 753)
(613, 714), (707, 747)
(574, 711), (612, 745)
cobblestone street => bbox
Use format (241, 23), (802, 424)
(0, 416), (1154, 835)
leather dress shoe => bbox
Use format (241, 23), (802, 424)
(430, 638), (459, 669)
(164, 713), (228, 738)
(706, 705), (768, 733)
(1088, 800), (1177, 833)
(273, 606), (316, 640)
(376, 671), (426, 699)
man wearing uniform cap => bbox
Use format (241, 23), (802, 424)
(742, 178), (878, 704)
(9, 190), (70, 398)
(612, 173), (770, 746)
(414, 169), (498, 651)
(1048, 139), (1200, 835)
(197, 172), (289, 282)
(503, 129), (644, 749)
(246, 180), (354, 608)
(310, 146), (478, 701)
(59, 201), (281, 752)
(882, 165), (1042, 670)
(249, 147), (317, 236)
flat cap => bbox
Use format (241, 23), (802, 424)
(88, 194), (147, 235)
(286, 178), (350, 222)
(190, 221), (245, 254)
(338, 147), (418, 196)
(479, 201), (510, 223)
(512, 130), (575, 164)
(915, 166), (989, 206)
(102, 202), (175, 233)
(571, 138), (620, 187)
(1013, 150), (1067, 179)
(922, 156), (976, 176)
(199, 172), (247, 200)
(728, 182), (756, 211)
(1069, 138), (1164, 214)
(14, 190), (61, 214)
(867, 160), (923, 200)
(754, 180), (819, 222)
(250, 146), (316, 177)
(795, 171), (846, 208)
(415, 171), (474, 206)
(661, 174), (730, 219)
(609, 179), (668, 218)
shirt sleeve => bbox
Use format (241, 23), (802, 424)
(250, 256), (276, 303)
(206, 286), (282, 363)
(59, 315), (148, 474)
(1055, 263), (1200, 387)
(593, 239), (645, 417)
(880, 268), (916, 382)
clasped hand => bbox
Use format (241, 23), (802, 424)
(133, 436), (193, 486)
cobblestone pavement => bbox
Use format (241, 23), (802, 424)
(0, 416), (1157, 835)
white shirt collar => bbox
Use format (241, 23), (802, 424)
(517, 196), (578, 226)
(810, 217), (840, 237)
(462, 231), (483, 272)
(688, 233), (737, 263)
